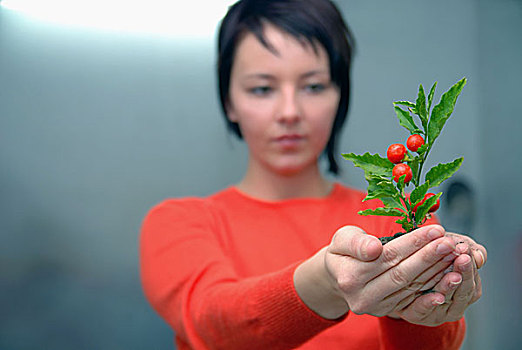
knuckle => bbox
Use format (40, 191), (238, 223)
(407, 281), (424, 292)
(412, 235), (425, 249)
(350, 299), (371, 315)
(389, 267), (409, 287)
(336, 274), (358, 292)
(455, 291), (474, 302)
(382, 246), (401, 265)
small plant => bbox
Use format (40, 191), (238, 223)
(342, 78), (466, 244)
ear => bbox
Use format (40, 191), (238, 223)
(225, 100), (238, 122)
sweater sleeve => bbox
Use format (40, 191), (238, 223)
(139, 199), (343, 349)
(378, 316), (466, 349)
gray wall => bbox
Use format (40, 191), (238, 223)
(1, 0), (520, 349)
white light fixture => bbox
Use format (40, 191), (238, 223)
(0, 0), (236, 38)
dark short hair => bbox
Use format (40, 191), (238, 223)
(217, 0), (355, 174)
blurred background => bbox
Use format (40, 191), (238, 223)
(1, 0), (520, 348)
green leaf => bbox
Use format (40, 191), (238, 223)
(394, 101), (416, 109)
(342, 152), (393, 177)
(427, 81), (437, 112)
(425, 157), (464, 188)
(407, 156), (421, 185)
(397, 174), (407, 192)
(358, 207), (405, 217)
(395, 106), (422, 134)
(415, 84), (428, 131)
(410, 182), (430, 207)
(381, 196), (405, 210)
(416, 143), (429, 155)
(363, 176), (404, 209)
(415, 192), (442, 225)
(364, 176), (399, 201)
(427, 78), (467, 144)
(396, 217), (414, 232)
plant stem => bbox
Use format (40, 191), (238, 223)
(399, 190), (417, 231)
(415, 145), (431, 186)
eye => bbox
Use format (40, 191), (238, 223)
(305, 83), (326, 93)
(249, 86), (273, 96)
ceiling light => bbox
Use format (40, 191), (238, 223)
(0, 0), (236, 38)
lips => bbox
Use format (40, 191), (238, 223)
(276, 134), (304, 141)
(274, 134), (305, 148)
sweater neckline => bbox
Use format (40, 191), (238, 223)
(226, 182), (343, 206)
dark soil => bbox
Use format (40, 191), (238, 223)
(379, 231), (408, 245)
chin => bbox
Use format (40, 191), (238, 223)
(270, 157), (318, 176)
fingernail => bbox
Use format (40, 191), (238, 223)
(461, 259), (472, 272)
(477, 250), (485, 269)
(436, 242), (453, 255)
(450, 277), (462, 288)
(428, 228), (443, 240)
(432, 298), (445, 305)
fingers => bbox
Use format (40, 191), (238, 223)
(370, 234), (456, 295)
(446, 232), (488, 269)
(472, 246), (487, 269)
(431, 271), (463, 304)
(446, 253), (479, 319)
(329, 226), (382, 261)
(396, 247), (483, 326)
(376, 225), (446, 271)
(380, 257), (453, 310)
(397, 291), (447, 326)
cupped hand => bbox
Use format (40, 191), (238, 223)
(446, 232), (487, 269)
(324, 224), (458, 317)
(391, 239), (484, 326)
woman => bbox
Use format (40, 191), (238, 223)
(140, 0), (487, 348)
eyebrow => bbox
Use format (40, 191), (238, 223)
(243, 70), (329, 80)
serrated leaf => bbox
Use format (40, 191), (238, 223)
(364, 176), (399, 201)
(342, 152), (393, 177)
(425, 157), (463, 188)
(415, 192), (442, 225)
(427, 81), (437, 112)
(397, 174), (406, 192)
(381, 196), (405, 209)
(415, 84), (428, 131)
(358, 207), (405, 217)
(395, 106), (422, 134)
(363, 176), (404, 209)
(410, 182), (430, 206)
(427, 78), (466, 144)
(394, 101), (416, 108)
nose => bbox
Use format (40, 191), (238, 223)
(276, 87), (301, 125)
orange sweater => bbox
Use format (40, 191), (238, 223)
(140, 183), (465, 349)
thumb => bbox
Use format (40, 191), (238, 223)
(330, 226), (382, 261)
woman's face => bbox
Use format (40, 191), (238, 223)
(227, 24), (340, 176)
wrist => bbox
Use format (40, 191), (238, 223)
(294, 247), (349, 320)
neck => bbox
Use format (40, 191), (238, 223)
(236, 160), (333, 201)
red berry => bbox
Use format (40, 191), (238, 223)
(387, 144), (407, 164)
(407, 134), (425, 152)
(413, 193), (440, 213)
(392, 163), (412, 183)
